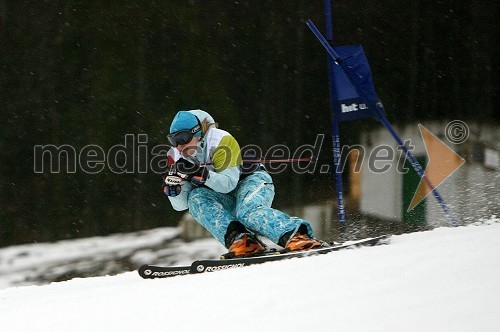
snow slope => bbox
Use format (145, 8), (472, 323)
(1, 221), (499, 332)
(0, 227), (223, 289)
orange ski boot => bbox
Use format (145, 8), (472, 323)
(223, 233), (267, 259)
(284, 232), (324, 252)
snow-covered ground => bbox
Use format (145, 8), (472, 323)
(0, 226), (225, 289)
(0, 217), (499, 331)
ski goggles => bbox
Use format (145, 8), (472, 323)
(167, 123), (202, 147)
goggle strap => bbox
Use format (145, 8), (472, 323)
(191, 116), (202, 134)
(190, 124), (200, 134)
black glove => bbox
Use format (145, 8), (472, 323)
(176, 158), (210, 186)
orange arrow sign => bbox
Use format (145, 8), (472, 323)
(408, 124), (465, 211)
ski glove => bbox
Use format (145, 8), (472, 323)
(163, 168), (183, 197)
(163, 155), (183, 197)
(176, 158), (210, 186)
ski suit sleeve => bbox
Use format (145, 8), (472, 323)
(204, 135), (242, 194)
(167, 180), (192, 211)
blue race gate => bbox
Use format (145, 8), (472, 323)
(308, 0), (458, 227)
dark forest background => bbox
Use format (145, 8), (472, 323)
(0, 1), (497, 246)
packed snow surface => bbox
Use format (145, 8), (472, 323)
(1, 222), (499, 331)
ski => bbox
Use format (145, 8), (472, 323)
(138, 264), (191, 279)
(138, 234), (391, 279)
(191, 234), (391, 274)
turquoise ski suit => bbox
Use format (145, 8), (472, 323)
(167, 110), (313, 248)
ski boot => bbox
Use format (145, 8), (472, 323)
(221, 233), (267, 259)
(280, 227), (326, 252)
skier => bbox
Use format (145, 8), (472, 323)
(163, 109), (324, 258)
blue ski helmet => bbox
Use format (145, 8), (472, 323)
(169, 111), (202, 136)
